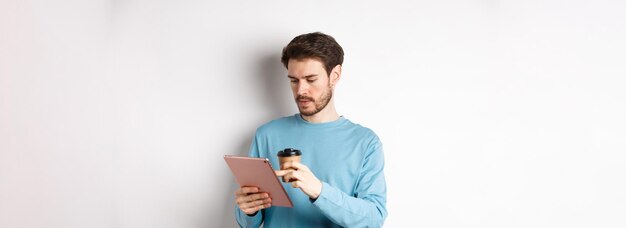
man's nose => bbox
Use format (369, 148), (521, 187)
(297, 82), (309, 95)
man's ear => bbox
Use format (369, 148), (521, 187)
(330, 65), (342, 88)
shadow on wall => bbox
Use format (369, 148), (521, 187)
(216, 48), (292, 228)
(256, 52), (293, 118)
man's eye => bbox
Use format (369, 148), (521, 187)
(307, 79), (316, 83)
(290, 80), (298, 83)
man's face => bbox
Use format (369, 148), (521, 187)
(287, 58), (333, 117)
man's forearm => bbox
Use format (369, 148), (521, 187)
(312, 182), (387, 227)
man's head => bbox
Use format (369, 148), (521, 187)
(281, 32), (344, 117)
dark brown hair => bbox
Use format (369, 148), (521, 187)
(281, 32), (344, 76)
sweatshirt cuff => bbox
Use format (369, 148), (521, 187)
(311, 182), (343, 207)
(236, 204), (262, 225)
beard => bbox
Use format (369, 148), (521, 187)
(297, 85), (333, 117)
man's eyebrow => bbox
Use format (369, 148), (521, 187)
(287, 74), (318, 79)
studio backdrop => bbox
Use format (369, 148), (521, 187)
(1, 0), (625, 227)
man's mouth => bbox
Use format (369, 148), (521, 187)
(298, 99), (312, 105)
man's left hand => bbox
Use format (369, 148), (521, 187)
(275, 162), (322, 200)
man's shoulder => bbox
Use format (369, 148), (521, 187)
(349, 122), (380, 141)
(255, 114), (297, 134)
(345, 121), (384, 154)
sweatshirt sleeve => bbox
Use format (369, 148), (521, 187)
(311, 135), (388, 227)
(234, 132), (265, 227)
(235, 205), (263, 228)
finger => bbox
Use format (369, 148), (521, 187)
(282, 170), (302, 182)
(236, 187), (259, 196)
(291, 162), (310, 171)
(242, 204), (265, 215)
(275, 170), (292, 177)
(236, 192), (267, 204)
(281, 161), (297, 170)
(245, 192), (269, 203)
(291, 180), (303, 188)
(282, 171), (292, 182)
(243, 202), (272, 215)
(241, 201), (272, 214)
(241, 198), (272, 209)
(283, 161), (309, 172)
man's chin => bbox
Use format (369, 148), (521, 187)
(298, 108), (318, 117)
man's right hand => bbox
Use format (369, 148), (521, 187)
(235, 186), (272, 215)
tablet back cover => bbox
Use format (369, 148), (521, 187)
(224, 156), (293, 207)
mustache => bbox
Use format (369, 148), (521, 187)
(296, 96), (314, 102)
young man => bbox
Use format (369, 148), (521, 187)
(234, 32), (387, 227)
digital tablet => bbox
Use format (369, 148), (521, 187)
(224, 155), (293, 207)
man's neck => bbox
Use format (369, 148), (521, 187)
(301, 102), (339, 123)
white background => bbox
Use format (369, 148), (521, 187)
(1, 0), (625, 227)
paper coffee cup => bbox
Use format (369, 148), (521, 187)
(277, 148), (302, 170)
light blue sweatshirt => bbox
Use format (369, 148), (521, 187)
(235, 114), (387, 227)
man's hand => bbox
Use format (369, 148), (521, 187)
(275, 161), (323, 199)
(235, 187), (272, 215)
